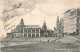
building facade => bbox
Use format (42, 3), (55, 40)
(7, 18), (41, 38)
(24, 25), (41, 38)
(63, 8), (80, 35)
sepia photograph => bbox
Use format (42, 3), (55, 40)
(0, 0), (80, 52)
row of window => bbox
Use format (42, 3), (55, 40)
(27, 33), (39, 35)
(24, 29), (40, 32)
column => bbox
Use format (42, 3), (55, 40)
(23, 28), (24, 37)
(27, 33), (28, 38)
(39, 29), (40, 37)
(35, 29), (36, 37)
(31, 29), (32, 38)
(27, 29), (28, 38)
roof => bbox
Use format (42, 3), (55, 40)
(64, 8), (76, 14)
(24, 25), (40, 28)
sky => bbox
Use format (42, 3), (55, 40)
(0, 0), (80, 37)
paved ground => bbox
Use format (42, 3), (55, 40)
(1, 41), (80, 52)
(0, 37), (58, 47)
(1, 36), (80, 52)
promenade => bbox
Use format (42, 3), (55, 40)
(0, 36), (80, 52)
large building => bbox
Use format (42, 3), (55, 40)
(63, 8), (80, 35)
(7, 18), (41, 38)
(24, 25), (41, 38)
(7, 18), (55, 38)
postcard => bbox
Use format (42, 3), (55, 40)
(0, 0), (80, 52)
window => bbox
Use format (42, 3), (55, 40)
(36, 29), (39, 33)
(32, 29), (35, 33)
(28, 29), (31, 32)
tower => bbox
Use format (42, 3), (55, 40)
(20, 18), (24, 36)
(42, 19), (47, 31)
(76, 8), (80, 35)
(20, 18), (24, 26)
(56, 16), (60, 36)
(56, 16), (59, 30)
(42, 19), (48, 37)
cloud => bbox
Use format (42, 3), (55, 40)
(2, 0), (41, 22)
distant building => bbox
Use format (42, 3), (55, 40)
(41, 20), (48, 37)
(56, 16), (60, 36)
(42, 20), (47, 31)
(63, 8), (80, 35)
(54, 16), (64, 37)
(48, 30), (54, 37)
(7, 18), (41, 38)
(59, 18), (64, 36)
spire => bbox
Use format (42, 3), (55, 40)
(42, 18), (47, 31)
(43, 18), (46, 25)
